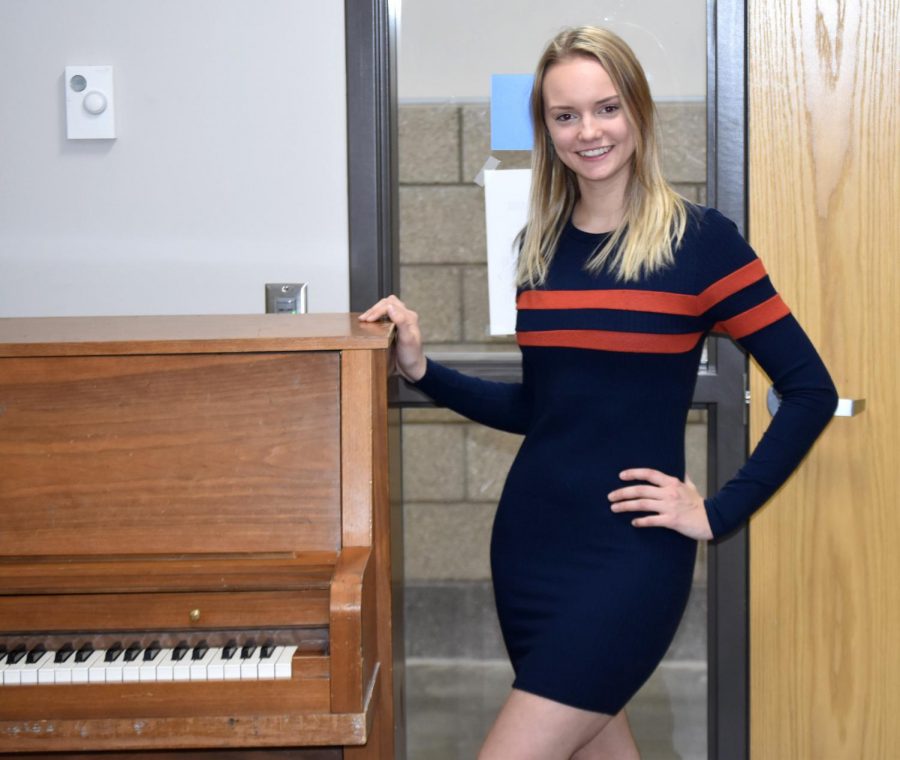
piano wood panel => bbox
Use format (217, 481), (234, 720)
(329, 548), (376, 714)
(0, 668), (377, 752)
(340, 350), (374, 548)
(345, 349), (393, 760)
(0, 555), (338, 594)
(0, 352), (341, 555)
(0, 589), (330, 633)
(0, 314), (393, 357)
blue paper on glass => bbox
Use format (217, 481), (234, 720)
(491, 74), (534, 151)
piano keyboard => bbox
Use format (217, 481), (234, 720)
(0, 640), (297, 686)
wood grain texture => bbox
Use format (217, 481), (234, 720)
(0, 314), (393, 357)
(328, 547), (375, 712)
(0, 589), (329, 633)
(748, 0), (900, 756)
(0, 555), (337, 594)
(345, 348), (394, 760)
(341, 351), (375, 548)
(0, 707), (370, 753)
(0, 352), (341, 555)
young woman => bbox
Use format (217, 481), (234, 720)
(361, 26), (837, 760)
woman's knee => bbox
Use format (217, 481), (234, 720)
(570, 708), (640, 760)
(478, 689), (614, 760)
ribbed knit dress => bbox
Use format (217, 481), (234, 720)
(412, 206), (838, 714)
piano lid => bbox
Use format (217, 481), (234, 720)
(0, 313), (394, 357)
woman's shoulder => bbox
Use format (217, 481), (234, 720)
(677, 204), (761, 285)
(679, 204), (751, 253)
(681, 203), (740, 238)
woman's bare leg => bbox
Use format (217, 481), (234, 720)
(571, 708), (640, 759)
(478, 689), (614, 760)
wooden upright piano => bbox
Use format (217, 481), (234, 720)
(0, 314), (400, 758)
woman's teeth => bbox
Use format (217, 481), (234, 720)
(578, 147), (612, 157)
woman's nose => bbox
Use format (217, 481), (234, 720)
(578, 114), (602, 141)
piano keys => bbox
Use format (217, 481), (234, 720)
(0, 641), (298, 685)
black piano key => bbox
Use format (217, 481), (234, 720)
(0, 645), (7, 664)
(260, 641), (276, 659)
(8, 645), (28, 665)
(240, 641), (257, 659)
(26, 644), (47, 664)
(172, 641), (189, 661)
(123, 642), (142, 662)
(222, 640), (238, 660)
(191, 641), (209, 660)
(105, 642), (124, 662)
(75, 643), (94, 663)
(55, 643), (75, 663)
(143, 640), (161, 661)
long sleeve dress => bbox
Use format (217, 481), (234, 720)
(411, 206), (838, 714)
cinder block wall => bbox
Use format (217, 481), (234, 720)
(399, 101), (709, 662)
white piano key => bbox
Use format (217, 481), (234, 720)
(206, 648), (230, 681)
(139, 649), (164, 682)
(172, 650), (192, 682)
(189, 647), (217, 681)
(223, 651), (242, 681)
(37, 655), (58, 684)
(154, 649), (177, 682)
(256, 645), (283, 680)
(1, 654), (22, 685)
(104, 650), (126, 683)
(122, 650), (143, 683)
(239, 648), (262, 680)
(53, 653), (77, 684)
(274, 646), (297, 680)
(71, 650), (104, 684)
(89, 651), (115, 683)
(21, 651), (55, 685)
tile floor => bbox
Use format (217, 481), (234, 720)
(405, 659), (706, 759)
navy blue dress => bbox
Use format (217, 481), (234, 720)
(413, 206), (837, 714)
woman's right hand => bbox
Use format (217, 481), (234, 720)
(358, 295), (428, 382)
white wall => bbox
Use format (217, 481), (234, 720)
(0, 0), (348, 317)
(399, 0), (706, 101)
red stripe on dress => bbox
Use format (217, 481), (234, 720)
(516, 329), (704, 354)
(515, 259), (768, 316)
(715, 294), (791, 339)
(696, 258), (767, 310)
(517, 289), (698, 315)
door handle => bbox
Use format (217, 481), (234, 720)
(767, 387), (866, 417)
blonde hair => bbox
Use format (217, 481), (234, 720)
(516, 26), (689, 286)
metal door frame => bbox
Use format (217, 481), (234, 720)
(346, 1), (751, 756)
(706, 1), (749, 757)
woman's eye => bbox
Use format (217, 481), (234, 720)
(555, 113), (574, 122)
(600, 104), (619, 115)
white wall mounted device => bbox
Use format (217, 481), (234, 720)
(65, 65), (116, 139)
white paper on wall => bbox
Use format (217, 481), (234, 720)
(484, 169), (531, 336)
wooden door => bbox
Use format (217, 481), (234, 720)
(747, 0), (899, 756)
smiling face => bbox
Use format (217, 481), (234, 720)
(542, 55), (636, 196)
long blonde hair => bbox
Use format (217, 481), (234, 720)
(516, 26), (688, 286)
